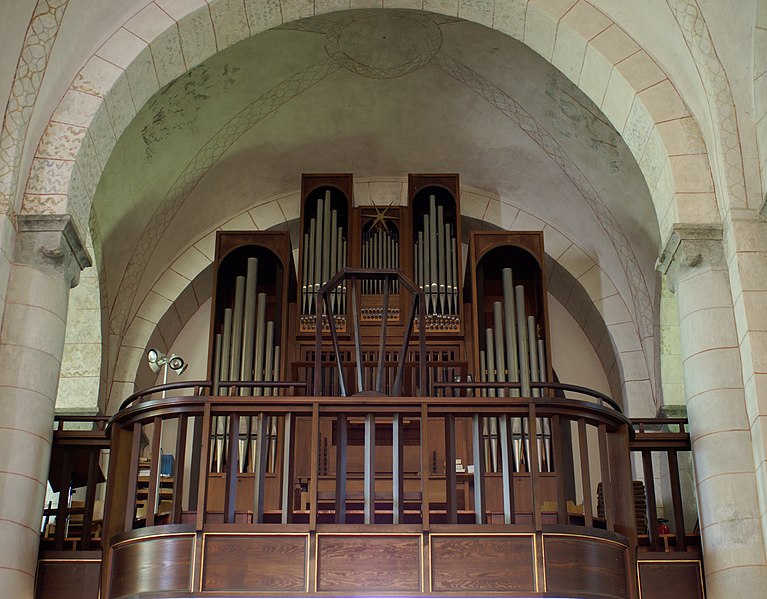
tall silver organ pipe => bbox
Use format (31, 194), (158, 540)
(229, 277), (245, 383)
(253, 292), (267, 397)
(300, 190), (347, 320)
(241, 258), (258, 390)
(437, 205), (446, 314)
(314, 196), (324, 301)
(501, 269), (519, 396)
(527, 315), (540, 398)
(515, 285), (531, 397)
(493, 301), (506, 398)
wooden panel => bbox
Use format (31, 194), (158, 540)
(36, 559), (100, 599)
(544, 535), (628, 599)
(638, 560), (704, 599)
(317, 534), (420, 592)
(430, 535), (535, 592)
(203, 534), (307, 592)
(109, 536), (193, 599)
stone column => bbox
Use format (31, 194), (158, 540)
(0, 215), (89, 598)
(658, 224), (767, 597)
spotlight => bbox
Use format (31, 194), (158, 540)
(168, 355), (186, 374)
(146, 349), (188, 397)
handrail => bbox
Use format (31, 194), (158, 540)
(629, 417), (692, 552)
(119, 380), (308, 411)
(109, 392), (633, 433)
(54, 415), (110, 430)
(103, 390), (636, 548)
(432, 380), (623, 413)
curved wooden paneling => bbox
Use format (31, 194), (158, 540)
(544, 534), (628, 599)
(430, 534), (536, 593)
(316, 534), (421, 593)
(638, 559), (704, 599)
(109, 534), (194, 599)
(36, 555), (100, 599)
(202, 534), (307, 592)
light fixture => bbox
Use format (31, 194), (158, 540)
(147, 349), (188, 397)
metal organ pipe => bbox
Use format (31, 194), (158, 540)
(437, 204), (446, 314)
(302, 234), (309, 315)
(528, 315), (539, 398)
(329, 211), (338, 311)
(515, 285), (531, 397)
(241, 258), (258, 389)
(501, 269), (519, 396)
(485, 328), (496, 399)
(451, 237), (458, 315)
(220, 309), (233, 394)
(445, 224), (453, 315)
(253, 292), (267, 397)
(429, 196), (438, 305)
(216, 308), (233, 471)
(229, 276), (245, 384)
(314, 197), (324, 304)
(322, 192), (331, 286)
(493, 301), (506, 397)
(423, 214), (431, 314)
(212, 334), (222, 395)
(307, 218), (316, 315)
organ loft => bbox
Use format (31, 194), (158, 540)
(38, 174), (703, 599)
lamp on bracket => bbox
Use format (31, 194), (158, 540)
(147, 349), (188, 398)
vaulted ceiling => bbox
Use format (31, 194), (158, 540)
(91, 12), (659, 323)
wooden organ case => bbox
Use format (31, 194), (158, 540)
(202, 174), (569, 522)
(205, 231), (295, 516)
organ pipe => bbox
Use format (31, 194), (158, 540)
(437, 204), (446, 314)
(300, 191), (347, 325)
(515, 285), (531, 397)
(209, 245), (283, 475)
(241, 258), (258, 388)
(314, 196), (324, 302)
(493, 301), (506, 398)
(322, 194), (331, 285)
(429, 196), (438, 302)
(414, 194), (459, 323)
(528, 315), (540, 399)
(502, 269), (519, 396)
(307, 218), (316, 315)
(229, 277), (245, 383)
(253, 293), (267, 397)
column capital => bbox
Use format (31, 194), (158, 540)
(15, 214), (92, 288)
(656, 224), (724, 291)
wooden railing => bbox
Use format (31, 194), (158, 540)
(41, 415), (110, 551)
(104, 384), (636, 544)
(630, 417), (696, 552)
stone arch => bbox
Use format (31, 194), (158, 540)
(22, 1), (718, 244)
(105, 181), (654, 417)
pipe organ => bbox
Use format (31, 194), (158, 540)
(299, 174), (351, 332)
(206, 174), (568, 516)
(208, 232), (294, 473)
(470, 232), (554, 475)
(410, 174), (462, 332)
